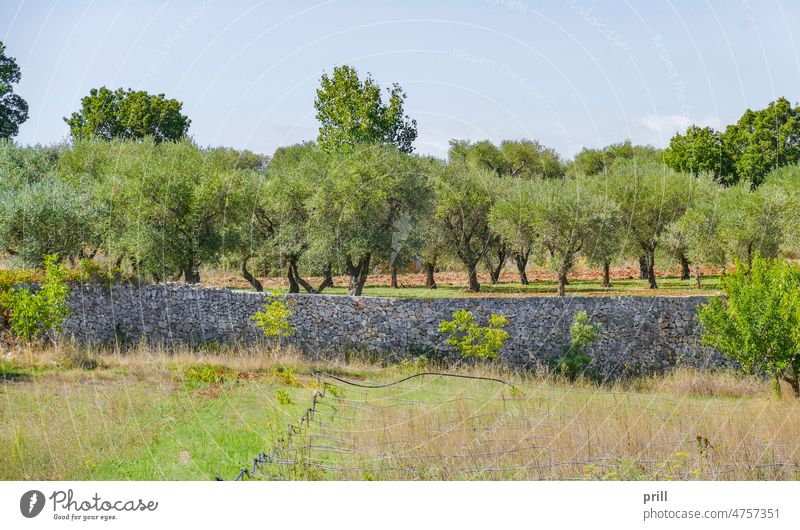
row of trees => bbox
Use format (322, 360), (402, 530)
(2, 136), (798, 296)
(2, 52), (800, 296)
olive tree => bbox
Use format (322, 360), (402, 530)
(718, 184), (788, 270)
(529, 176), (614, 296)
(489, 179), (539, 285)
(609, 162), (694, 289)
(665, 176), (726, 288)
(255, 142), (333, 293)
(434, 161), (497, 292)
(581, 175), (624, 288)
(78, 140), (248, 283)
(308, 144), (431, 296)
(0, 176), (94, 266)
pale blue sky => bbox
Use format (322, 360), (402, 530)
(2, 0), (799, 158)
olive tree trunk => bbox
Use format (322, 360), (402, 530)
(425, 262), (437, 289)
(601, 260), (611, 288)
(514, 251), (529, 285)
(345, 255), (371, 296)
(241, 256), (263, 292)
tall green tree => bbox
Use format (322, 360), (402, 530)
(64, 87), (191, 142)
(723, 98), (800, 187)
(0, 41), (29, 139)
(664, 125), (734, 184)
(314, 65), (417, 154)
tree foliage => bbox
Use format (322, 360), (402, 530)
(449, 138), (563, 179)
(609, 161), (695, 289)
(314, 65), (417, 154)
(697, 255), (800, 397)
(0, 41), (29, 139)
(666, 98), (800, 187)
(308, 144), (431, 295)
(64, 87), (191, 142)
(434, 161), (497, 292)
(572, 140), (662, 176)
(438, 309), (509, 360)
(664, 125), (733, 184)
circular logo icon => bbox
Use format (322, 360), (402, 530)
(20, 490), (45, 518)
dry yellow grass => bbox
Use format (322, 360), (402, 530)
(3, 343), (799, 480)
(272, 366), (800, 480)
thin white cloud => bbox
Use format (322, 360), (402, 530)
(631, 113), (720, 147)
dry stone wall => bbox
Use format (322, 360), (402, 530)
(63, 283), (726, 377)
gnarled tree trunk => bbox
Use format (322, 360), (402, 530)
(485, 245), (507, 285)
(345, 254), (371, 296)
(680, 254), (691, 280)
(557, 268), (568, 297)
(639, 255), (648, 279)
(241, 256), (263, 292)
(286, 258), (301, 294)
(467, 265), (481, 292)
(514, 251), (529, 285)
(390, 266), (398, 288)
(601, 260), (611, 288)
(293, 262), (333, 294)
(183, 261), (200, 284)
(646, 249), (658, 289)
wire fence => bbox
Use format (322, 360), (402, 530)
(221, 371), (800, 481)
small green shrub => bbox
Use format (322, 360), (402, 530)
(273, 366), (300, 386)
(183, 363), (231, 389)
(438, 309), (509, 360)
(274, 388), (293, 405)
(551, 311), (601, 380)
(1, 255), (71, 341)
(77, 259), (130, 286)
(252, 293), (296, 339)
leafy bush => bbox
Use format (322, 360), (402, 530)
(697, 255), (800, 397)
(274, 388), (293, 405)
(438, 309), (509, 360)
(183, 364), (231, 389)
(252, 294), (296, 339)
(76, 259), (130, 286)
(273, 365), (300, 387)
(551, 311), (601, 380)
(1, 255), (71, 341)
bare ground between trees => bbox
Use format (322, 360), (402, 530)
(201, 264), (723, 296)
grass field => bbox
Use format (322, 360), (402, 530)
(2, 343), (798, 481)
